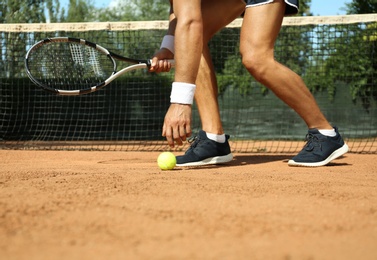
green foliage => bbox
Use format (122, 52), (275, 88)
(97, 0), (170, 22)
(0, 0), (96, 23)
(306, 0), (377, 110)
(0, 0), (46, 23)
(319, 22), (377, 110)
(346, 0), (377, 14)
(297, 0), (312, 16)
(64, 0), (96, 22)
(45, 0), (65, 23)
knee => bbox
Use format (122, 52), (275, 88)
(241, 50), (273, 82)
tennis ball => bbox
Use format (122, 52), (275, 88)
(157, 152), (176, 170)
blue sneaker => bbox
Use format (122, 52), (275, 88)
(176, 130), (233, 166)
(288, 127), (348, 167)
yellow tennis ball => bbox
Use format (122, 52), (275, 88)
(157, 152), (176, 170)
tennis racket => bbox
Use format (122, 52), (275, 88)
(25, 37), (174, 96)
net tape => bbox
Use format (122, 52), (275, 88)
(2, 14), (377, 32)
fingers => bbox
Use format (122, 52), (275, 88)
(163, 125), (188, 148)
(150, 58), (172, 73)
(163, 120), (188, 148)
(162, 104), (192, 148)
(149, 49), (174, 73)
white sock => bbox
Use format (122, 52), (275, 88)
(318, 128), (337, 137)
(206, 132), (226, 143)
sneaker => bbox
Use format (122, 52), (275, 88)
(288, 126), (348, 167)
(176, 130), (233, 166)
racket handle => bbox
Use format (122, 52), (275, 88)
(148, 59), (175, 68)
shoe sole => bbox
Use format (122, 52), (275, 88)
(288, 144), (349, 167)
(176, 153), (233, 167)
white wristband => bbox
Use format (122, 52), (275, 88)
(160, 35), (175, 54)
(170, 82), (196, 105)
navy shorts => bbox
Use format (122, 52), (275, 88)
(244, 0), (299, 15)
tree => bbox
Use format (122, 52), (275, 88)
(1, 0), (49, 78)
(346, 0), (377, 14)
(45, 0), (65, 23)
(0, 0), (46, 23)
(97, 0), (170, 22)
(64, 0), (96, 22)
(308, 0), (377, 110)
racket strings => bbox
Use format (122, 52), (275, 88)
(69, 44), (108, 79)
(27, 42), (115, 91)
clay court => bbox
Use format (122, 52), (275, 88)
(1, 7), (377, 260)
(1, 150), (376, 260)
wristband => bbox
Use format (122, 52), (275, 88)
(170, 82), (196, 105)
(160, 35), (175, 54)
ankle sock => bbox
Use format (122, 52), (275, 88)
(318, 128), (337, 137)
(206, 132), (226, 143)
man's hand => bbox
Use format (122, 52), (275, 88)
(162, 103), (192, 147)
(149, 48), (174, 73)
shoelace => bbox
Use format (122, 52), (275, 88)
(187, 135), (201, 150)
(304, 133), (322, 151)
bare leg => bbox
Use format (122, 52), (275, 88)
(196, 0), (245, 135)
(175, 0), (245, 166)
(195, 45), (224, 134)
(240, 0), (332, 130)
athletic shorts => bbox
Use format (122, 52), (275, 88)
(244, 0), (299, 15)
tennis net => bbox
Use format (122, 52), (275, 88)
(1, 14), (376, 153)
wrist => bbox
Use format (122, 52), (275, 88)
(170, 82), (196, 105)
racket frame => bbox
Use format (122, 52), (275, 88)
(25, 37), (154, 96)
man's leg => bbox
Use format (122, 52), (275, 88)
(197, 0), (245, 135)
(195, 45), (223, 135)
(240, 0), (348, 166)
(176, 0), (245, 166)
(240, 0), (331, 129)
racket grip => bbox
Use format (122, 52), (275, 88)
(148, 59), (175, 68)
